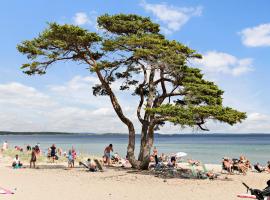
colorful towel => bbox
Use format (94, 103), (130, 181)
(0, 187), (14, 194)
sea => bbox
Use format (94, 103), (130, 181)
(0, 133), (269, 164)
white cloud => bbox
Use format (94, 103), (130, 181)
(240, 23), (270, 47)
(0, 82), (56, 108)
(141, 1), (202, 34)
(194, 51), (253, 76)
(1, 76), (269, 133)
(73, 12), (90, 25)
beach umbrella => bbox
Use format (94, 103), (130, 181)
(175, 152), (187, 158)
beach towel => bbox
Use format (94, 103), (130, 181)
(0, 187), (14, 194)
(237, 194), (257, 199)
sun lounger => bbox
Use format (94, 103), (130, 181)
(94, 159), (104, 172)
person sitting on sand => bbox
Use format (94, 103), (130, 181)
(104, 144), (113, 166)
(265, 161), (270, 173)
(222, 157), (233, 173)
(30, 147), (37, 168)
(87, 158), (97, 172)
(168, 156), (176, 168)
(152, 146), (159, 166)
(237, 155), (249, 175)
(159, 153), (167, 162)
(50, 144), (57, 163)
(12, 154), (23, 168)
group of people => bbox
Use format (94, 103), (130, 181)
(222, 155), (266, 175)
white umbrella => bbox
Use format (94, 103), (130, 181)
(175, 152), (187, 158)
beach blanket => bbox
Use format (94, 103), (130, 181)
(237, 194), (257, 199)
(0, 187), (14, 194)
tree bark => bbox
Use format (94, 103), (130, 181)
(93, 66), (138, 167)
(138, 68), (155, 167)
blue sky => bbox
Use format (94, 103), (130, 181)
(0, 0), (270, 133)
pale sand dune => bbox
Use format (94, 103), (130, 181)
(0, 157), (269, 200)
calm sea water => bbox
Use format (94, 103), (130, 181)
(0, 134), (269, 164)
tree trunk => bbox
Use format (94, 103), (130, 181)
(94, 68), (138, 167)
(138, 122), (148, 161)
(139, 122), (155, 170)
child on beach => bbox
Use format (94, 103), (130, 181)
(67, 150), (74, 168)
(12, 154), (23, 168)
(30, 148), (37, 168)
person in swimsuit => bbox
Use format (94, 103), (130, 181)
(50, 144), (56, 163)
(30, 147), (37, 168)
(104, 144), (113, 166)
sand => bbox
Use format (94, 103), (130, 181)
(0, 156), (269, 200)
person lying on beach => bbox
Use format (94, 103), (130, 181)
(121, 156), (132, 169)
(15, 146), (23, 152)
(104, 144), (113, 166)
(12, 154), (23, 168)
(111, 152), (120, 163)
(188, 159), (201, 166)
(30, 148), (37, 168)
(254, 163), (265, 173)
(222, 157), (233, 173)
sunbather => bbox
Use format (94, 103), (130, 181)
(188, 159), (201, 166)
(87, 159), (97, 172)
(254, 163), (265, 173)
(222, 157), (233, 173)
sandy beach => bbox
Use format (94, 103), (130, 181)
(0, 155), (269, 200)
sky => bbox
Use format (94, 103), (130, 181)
(0, 0), (270, 133)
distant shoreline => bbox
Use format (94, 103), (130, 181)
(0, 131), (270, 136)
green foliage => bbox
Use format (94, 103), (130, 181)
(148, 104), (246, 128)
(98, 14), (160, 35)
(17, 23), (102, 75)
(17, 14), (246, 131)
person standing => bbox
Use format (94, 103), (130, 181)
(50, 144), (56, 163)
(2, 141), (8, 151)
(104, 144), (113, 166)
(30, 148), (37, 168)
